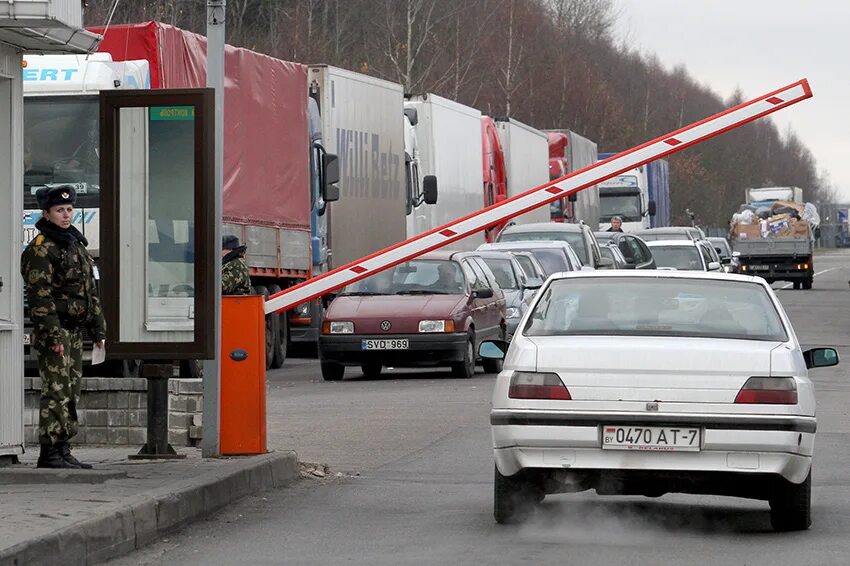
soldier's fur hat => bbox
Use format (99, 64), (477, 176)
(36, 185), (77, 211)
(222, 234), (241, 250)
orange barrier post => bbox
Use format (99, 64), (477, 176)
(220, 295), (267, 455)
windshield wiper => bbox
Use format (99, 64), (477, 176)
(339, 291), (382, 296)
(395, 289), (450, 295)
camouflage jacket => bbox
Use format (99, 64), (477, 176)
(21, 218), (106, 347)
(222, 246), (252, 295)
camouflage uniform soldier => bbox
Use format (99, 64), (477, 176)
(222, 235), (252, 295)
(21, 185), (105, 469)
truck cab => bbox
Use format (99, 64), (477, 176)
(22, 53), (150, 254)
(597, 165), (651, 232)
(481, 116), (508, 242)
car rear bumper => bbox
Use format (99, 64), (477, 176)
(319, 332), (469, 366)
(491, 410), (815, 483)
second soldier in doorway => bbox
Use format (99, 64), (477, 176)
(222, 235), (252, 295)
(21, 185), (105, 469)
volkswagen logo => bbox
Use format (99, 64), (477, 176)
(380, 320), (392, 332)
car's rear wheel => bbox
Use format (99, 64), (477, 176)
(451, 334), (476, 379)
(321, 362), (345, 382)
(769, 471), (811, 531)
(494, 465), (540, 525)
(361, 363), (382, 379)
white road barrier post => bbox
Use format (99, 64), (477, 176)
(265, 79), (812, 315)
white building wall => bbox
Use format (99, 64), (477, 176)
(0, 44), (24, 456)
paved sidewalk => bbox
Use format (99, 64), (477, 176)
(0, 446), (299, 565)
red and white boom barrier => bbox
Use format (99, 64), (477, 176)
(266, 79), (812, 315)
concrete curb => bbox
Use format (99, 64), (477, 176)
(0, 451), (299, 566)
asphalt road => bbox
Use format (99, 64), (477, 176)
(111, 251), (850, 566)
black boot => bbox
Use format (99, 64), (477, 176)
(37, 444), (81, 469)
(58, 442), (92, 469)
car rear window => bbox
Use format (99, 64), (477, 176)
(499, 231), (588, 264)
(528, 250), (570, 275)
(481, 258), (519, 290)
(513, 255), (537, 278)
(649, 245), (703, 270)
(524, 278), (788, 341)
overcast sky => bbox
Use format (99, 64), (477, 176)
(612, 0), (850, 201)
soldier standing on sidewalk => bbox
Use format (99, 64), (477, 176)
(21, 185), (105, 469)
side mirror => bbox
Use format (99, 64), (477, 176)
(523, 278), (543, 290)
(648, 200), (657, 216)
(597, 256), (614, 268)
(473, 288), (494, 299)
(707, 261), (722, 271)
(322, 153), (340, 202)
(479, 340), (508, 360)
(621, 262), (637, 270)
(423, 175), (438, 205)
(803, 348), (839, 369)
(721, 257), (732, 265)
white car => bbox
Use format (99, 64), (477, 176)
(481, 270), (838, 530)
(646, 239), (722, 271)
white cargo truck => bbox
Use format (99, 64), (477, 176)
(495, 117), (550, 226)
(404, 93), (484, 250)
(308, 65), (407, 268)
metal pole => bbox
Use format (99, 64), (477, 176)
(203, 0), (225, 458)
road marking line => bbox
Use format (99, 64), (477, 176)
(778, 267), (840, 289)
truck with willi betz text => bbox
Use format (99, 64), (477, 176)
(298, 65), (408, 346)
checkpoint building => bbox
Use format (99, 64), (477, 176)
(0, 0), (99, 464)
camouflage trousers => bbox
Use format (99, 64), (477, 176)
(33, 328), (83, 445)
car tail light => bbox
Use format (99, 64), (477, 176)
(734, 377), (798, 404)
(508, 372), (571, 400)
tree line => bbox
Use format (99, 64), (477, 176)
(84, 0), (837, 227)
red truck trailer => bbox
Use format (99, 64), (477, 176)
(90, 22), (322, 369)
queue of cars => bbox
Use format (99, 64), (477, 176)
(319, 223), (744, 381)
(317, 220), (838, 531)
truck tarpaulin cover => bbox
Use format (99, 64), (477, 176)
(89, 21), (310, 231)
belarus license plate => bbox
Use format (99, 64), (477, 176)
(361, 339), (409, 350)
(23, 334), (31, 346)
(602, 425), (700, 452)
(749, 265), (770, 271)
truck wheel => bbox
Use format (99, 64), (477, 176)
(268, 284), (288, 369)
(321, 362), (345, 381)
(253, 286), (278, 370)
(451, 334), (476, 379)
(793, 281), (801, 290)
(802, 278), (813, 290)
(769, 471), (811, 531)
